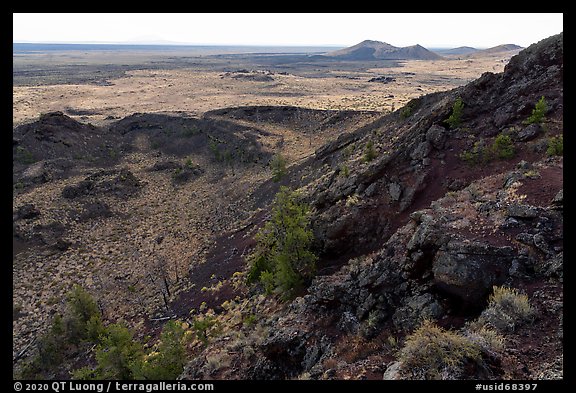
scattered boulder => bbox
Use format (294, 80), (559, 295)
(368, 76), (395, 83)
(15, 204), (40, 220)
(392, 293), (444, 331)
(171, 164), (205, 185)
(506, 203), (539, 219)
(515, 123), (542, 142)
(79, 201), (113, 222)
(410, 140), (432, 160)
(383, 361), (403, 380)
(388, 182), (402, 202)
(551, 189), (563, 208)
(149, 160), (182, 172)
(62, 179), (95, 199)
(12, 112), (112, 166)
(363, 181), (379, 197)
(62, 168), (143, 199)
(432, 240), (515, 305)
(32, 221), (67, 247)
(233, 73), (274, 82)
(406, 211), (448, 252)
(535, 251), (563, 279)
(338, 311), (360, 334)
(425, 124), (447, 149)
(257, 326), (329, 378)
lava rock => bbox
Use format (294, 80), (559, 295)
(388, 182), (402, 202)
(426, 124), (447, 149)
(515, 123), (542, 142)
(392, 293), (444, 332)
(432, 240), (515, 304)
(507, 203), (539, 219)
(368, 76), (396, 83)
(16, 204), (40, 220)
(410, 140), (432, 160)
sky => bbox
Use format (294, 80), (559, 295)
(13, 13), (563, 49)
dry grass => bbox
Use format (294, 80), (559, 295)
(13, 52), (511, 127)
(397, 319), (483, 380)
(477, 286), (534, 332)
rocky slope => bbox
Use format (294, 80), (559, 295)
(180, 33), (563, 380)
(13, 33), (562, 380)
(11, 104), (379, 375)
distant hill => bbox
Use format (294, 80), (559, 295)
(432, 46), (479, 56)
(477, 44), (523, 54)
(325, 39), (443, 60)
(464, 44), (524, 58)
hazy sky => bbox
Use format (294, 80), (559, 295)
(13, 13), (563, 48)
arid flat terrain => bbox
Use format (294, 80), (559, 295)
(13, 46), (518, 126)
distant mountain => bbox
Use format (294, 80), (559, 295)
(325, 40), (443, 60)
(477, 44), (524, 54)
(432, 46), (479, 56)
(458, 44), (524, 59)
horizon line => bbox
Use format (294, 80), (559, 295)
(12, 41), (509, 51)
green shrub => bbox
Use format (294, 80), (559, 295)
(247, 186), (317, 300)
(192, 315), (218, 345)
(15, 146), (36, 164)
(243, 314), (257, 327)
(524, 96), (548, 125)
(400, 98), (420, 119)
(362, 141), (377, 163)
(446, 97), (464, 129)
(546, 135), (563, 156)
(459, 132), (515, 164)
(208, 140), (222, 161)
(17, 286), (105, 379)
(75, 320), (188, 380)
(342, 143), (355, 158)
(259, 270), (275, 295)
(459, 140), (487, 165)
(24, 287), (188, 381)
(400, 106), (412, 119)
(75, 323), (144, 380)
(64, 285), (104, 342)
(137, 321), (187, 380)
(270, 153), (287, 182)
(34, 328), (64, 371)
(491, 133), (515, 159)
(181, 125), (199, 137)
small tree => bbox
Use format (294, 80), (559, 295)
(270, 153), (287, 182)
(78, 323), (145, 380)
(65, 285), (104, 342)
(546, 135), (563, 156)
(191, 315), (218, 345)
(524, 96), (548, 125)
(400, 98), (420, 119)
(362, 141), (377, 162)
(208, 140), (222, 161)
(446, 97), (464, 129)
(491, 133), (515, 159)
(136, 321), (187, 379)
(247, 186), (317, 300)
